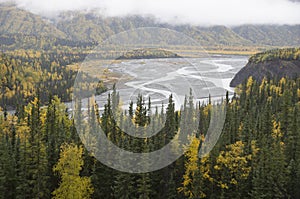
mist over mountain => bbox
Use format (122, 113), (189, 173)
(0, 4), (299, 49)
(0, 0), (300, 26)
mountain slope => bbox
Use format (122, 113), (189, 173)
(170, 25), (253, 46)
(55, 11), (252, 45)
(0, 4), (66, 38)
(0, 4), (300, 48)
(232, 25), (300, 46)
(230, 48), (300, 87)
(54, 12), (300, 46)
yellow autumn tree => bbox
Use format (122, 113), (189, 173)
(246, 76), (254, 96)
(179, 136), (212, 198)
(214, 140), (258, 191)
(52, 143), (94, 199)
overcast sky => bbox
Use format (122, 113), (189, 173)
(1, 0), (300, 26)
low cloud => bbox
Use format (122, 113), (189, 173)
(1, 0), (300, 26)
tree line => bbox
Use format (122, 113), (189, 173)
(0, 51), (106, 109)
(249, 47), (300, 64)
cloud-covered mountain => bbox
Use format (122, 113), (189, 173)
(0, 4), (299, 47)
(0, 0), (300, 26)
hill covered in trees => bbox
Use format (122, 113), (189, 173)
(230, 48), (300, 87)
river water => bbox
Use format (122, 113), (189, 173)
(68, 55), (248, 112)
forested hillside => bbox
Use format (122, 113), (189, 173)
(231, 48), (300, 87)
(0, 77), (299, 198)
